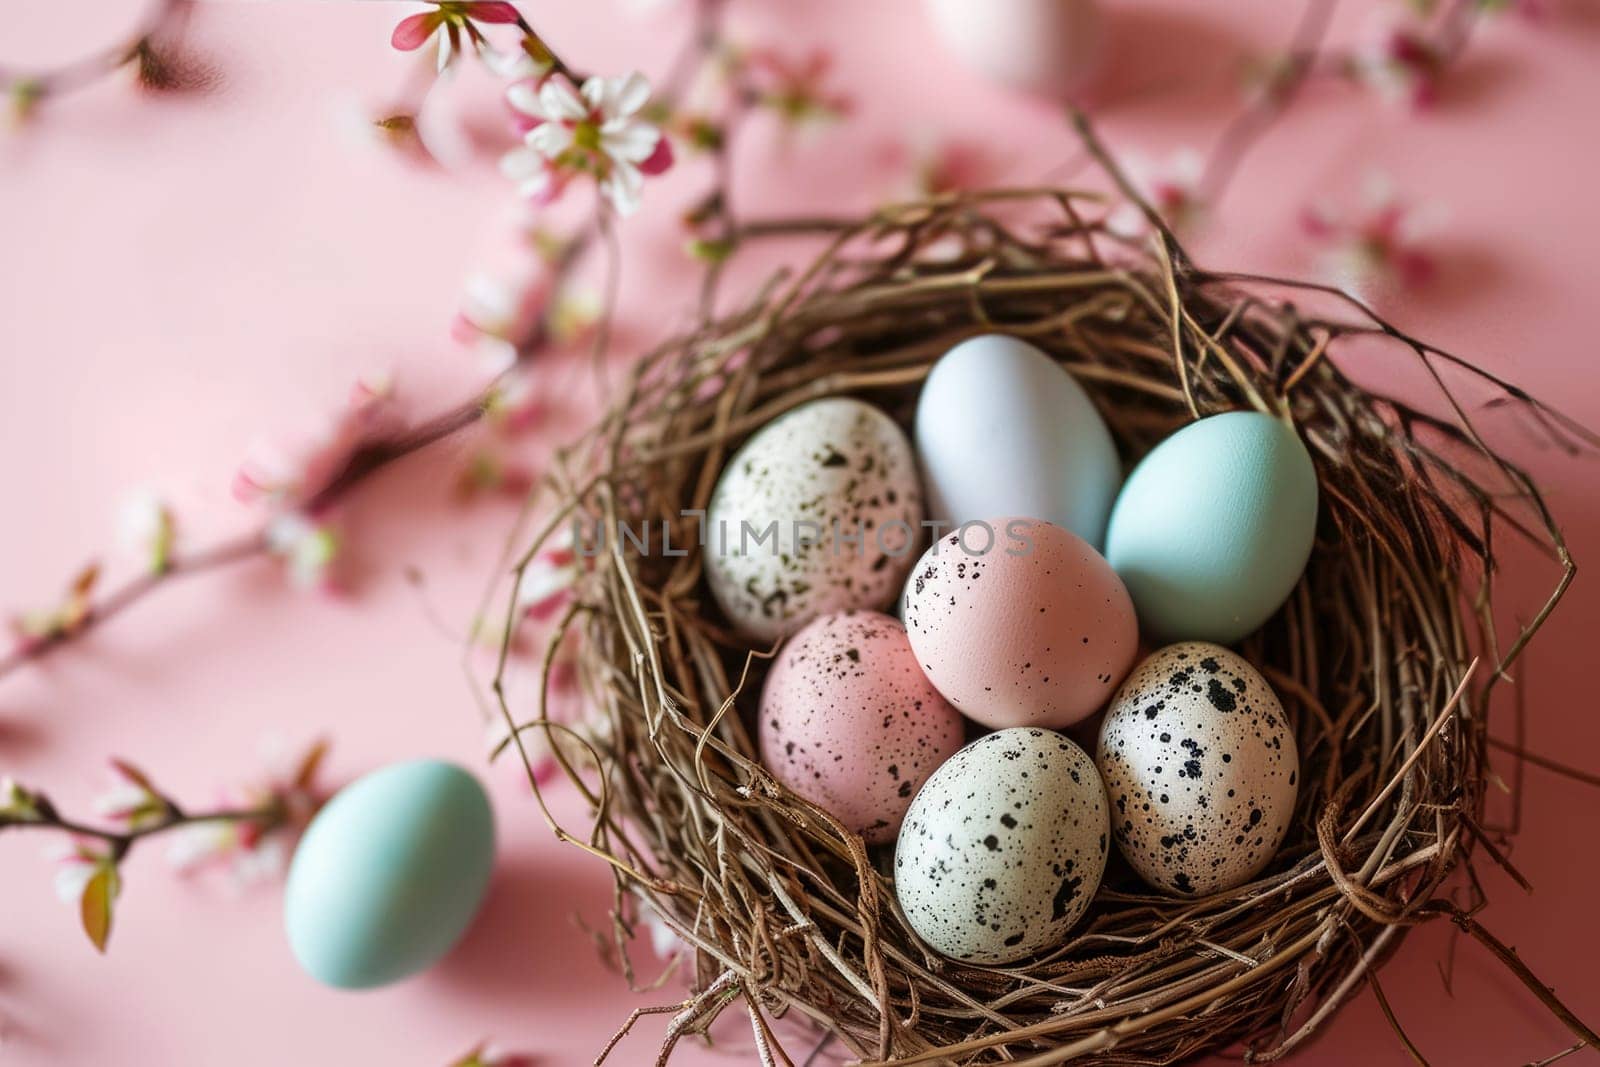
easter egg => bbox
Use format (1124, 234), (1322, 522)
(916, 334), (1120, 548)
(759, 611), (965, 844)
(895, 728), (1109, 963)
(902, 517), (1138, 729)
(1105, 411), (1318, 644)
(924, 0), (1104, 98)
(705, 397), (924, 645)
(1097, 643), (1299, 896)
(284, 760), (495, 989)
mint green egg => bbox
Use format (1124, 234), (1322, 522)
(1105, 412), (1318, 644)
(284, 760), (495, 989)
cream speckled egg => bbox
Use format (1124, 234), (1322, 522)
(902, 517), (1138, 729)
(1096, 643), (1299, 897)
(706, 398), (923, 644)
(895, 728), (1109, 964)
(760, 611), (965, 844)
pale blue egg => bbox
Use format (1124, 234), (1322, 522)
(1105, 412), (1318, 644)
(284, 760), (495, 989)
(916, 334), (1121, 548)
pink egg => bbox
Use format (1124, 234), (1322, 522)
(903, 517), (1138, 729)
(759, 611), (965, 844)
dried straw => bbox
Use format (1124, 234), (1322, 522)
(484, 129), (1594, 1064)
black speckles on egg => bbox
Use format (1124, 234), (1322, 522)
(1094, 642), (1300, 897)
(759, 611), (964, 845)
(893, 728), (1109, 964)
(900, 518), (1139, 732)
(706, 398), (924, 644)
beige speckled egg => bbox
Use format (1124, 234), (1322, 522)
(705, 398), (923, 644)
(1096, 643), (1299, 897)
(895, 728), (1109, 964)
(901, 517), (1138, 729)
(759, 611), (964, 844)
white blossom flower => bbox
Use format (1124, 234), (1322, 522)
(1302, 173), (1446, 301)
(390, 2), (523, 75)
(1107, 149), (1207, 238)
(48, 840), (114, 903)
(265, 513), (340, 590)
(515, 527), (579, 620)
(502, 72), (671, 215)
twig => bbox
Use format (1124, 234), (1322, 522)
(0, 0), (188, 97)
(1426, 902), (1600, 1051)
(2, 802), (283, 861)
(0, 533), (264, 679)
(1198, 0), (1340, 205)
(1487, 736), (1600, 789)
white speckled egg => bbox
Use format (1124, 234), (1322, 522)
(1096, 643), (1299, 897)
(895, 728), (1109, 963)
(902, 517), (1138, 730)
(916, 334), (1122, 548)
(760, 611), (965, 844)
(706, 398), (923, 644)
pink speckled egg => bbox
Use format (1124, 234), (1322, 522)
(759, 611), (965, 844)
(903, 517), (1138, 730)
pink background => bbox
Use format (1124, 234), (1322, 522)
(3, 1), (1598, 1064)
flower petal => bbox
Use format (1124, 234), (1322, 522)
(539, 77), (588, 121)
(600, 120), (660, 163)
(55, 861), (94, 904)
(601, 160), (643, 215)
(484, 47), (538, 80)
(465, 1), (523, 24)
(437, 24), (463, 73)
(638, 134), (673, 176)
(609, 71), (652, 118)
(527, 122), (573, 158)
(506, 80), (543, 117)
(390, 12), (440, 51)
(499, 146), (544, 181)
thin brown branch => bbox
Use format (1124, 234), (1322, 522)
(1487, 736), (1600, 789)
(0, 532), (265, 680)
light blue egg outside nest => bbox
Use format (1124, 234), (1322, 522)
(284, 759), (495, 990)
(1106, 411), (1318, 645)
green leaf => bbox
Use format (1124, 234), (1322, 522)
(686, 238), (735, 264)
(80, 864), (119, 953)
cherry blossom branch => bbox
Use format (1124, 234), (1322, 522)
(1, 799), (285, 857)
(1, 741), (328, 951)
(1, 3), (732, 685)
(0, 0), (200, 114)
(1197, 0), (1339, 205)
(0, 533), (264, 679)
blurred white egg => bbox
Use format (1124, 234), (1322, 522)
(924, 0), (1104, 98)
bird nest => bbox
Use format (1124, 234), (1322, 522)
(488, 149), (1585, 1065)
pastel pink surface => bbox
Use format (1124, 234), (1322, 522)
(758, 611), (964, 844)
(904, 519), (1139, 729)
(1, 3), (1598, 1066)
